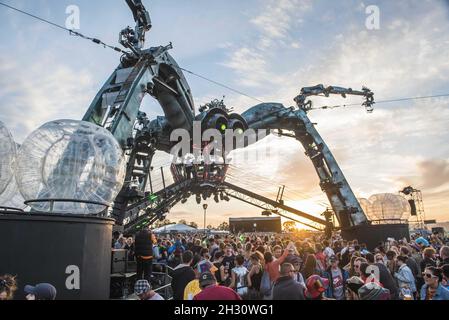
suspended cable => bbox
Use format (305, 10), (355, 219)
(174, 66), (266, 104)
(310, 93), (449, 111)
(0, 1), (128, 54)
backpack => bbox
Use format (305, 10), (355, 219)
(260, 270), (273, 297)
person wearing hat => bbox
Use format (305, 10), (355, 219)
(304, 275), (331, 300)
(285, 255), (305, 287)
(358, 282), (390, 300)
(133, 279), (164, 300)
(323, 255), (349, 300)
(24, 283), (57, 300)
(193, 272), (241, 300)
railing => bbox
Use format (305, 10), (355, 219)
(152, 262), (174, 300)
(370, 219), (409, 225)
(0, 206), (24, 213)
(24, 198), (109, 215)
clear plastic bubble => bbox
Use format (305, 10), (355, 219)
(358, 193), (411, 221)
(0, 120), (16, 196)
(0, 173), (28, 210)
(15, 120), (126, 214)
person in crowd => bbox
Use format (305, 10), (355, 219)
(114, 235), (126, 249)
(400, 247), (420, 280)
(171, 250), (195, 300)
(365, 253), (399, 299)
(420, 266), (449, 300)
(314, 243), (327, 270)
(191, 239), (203, 256)
(124, 237), (135, 261)
(286, 255), (305, 287)
(184, 261), (202, 300)
(346, 276), (364, 300)
(246, 253), (264, 299)
(209, 238), (219, 258)
(134, 279), (164, 300)
(324, 255), (349, 300)
(197, 248), (215, 274)
(272, 263), (305, 300)
(358, 282), (391, 300)
(416, 236), (430, 248)
(230, 254), (248, 298)
(421, 247), (437, 272)
(439, 246), (449, 266)
(0, 275), (17, 301)
(385, 250), (397, 276)
(212, 251), (227, 285)
(302, 253), (322, 279)
(134, 227), (154, 282)
(304, 275), (330, 300)
(112, 231), (120, 248)
(222, 244), (236, 285)
(168, 237), (186, 267)
(272, 245), (283, 259)
(194, 272), (242, 300)
(394, 255), (417, 299)
(264, 243), (292, 283)
(24, 283), (57, 300)
(441, 264), (449, 289)
(322, 240), (335, 260)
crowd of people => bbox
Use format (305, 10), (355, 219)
(2, 227), (448, 301)
(114, 227), (449, 300)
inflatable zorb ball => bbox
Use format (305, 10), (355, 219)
(15, 120), (126, 214)
(0, 121), (17, 197)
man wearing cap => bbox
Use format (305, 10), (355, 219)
(24, 283), (57, 300)
(304, 275), (330, 300)
(193, 272), (242, 300)
(323, 255), (349, 300)
(133, 279), (164, 300)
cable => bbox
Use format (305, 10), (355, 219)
(1, 1), (266, 105)
(0, 1), (128, 55)
(310, 93), (449, 111)
(174, 66), (266, 104)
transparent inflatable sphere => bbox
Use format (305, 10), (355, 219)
(359, 193), (411, 221)
(15, 120), (126, 214)
(0, 174), (27, 210)
(0, 121), (16, 196)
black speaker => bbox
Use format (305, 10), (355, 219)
(409, 199), (417, 216)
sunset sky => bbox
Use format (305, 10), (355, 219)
(1, 0), (449, 228)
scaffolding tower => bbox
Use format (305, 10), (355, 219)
(400, 186), (426, 230)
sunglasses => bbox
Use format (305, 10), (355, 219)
(423, 273), (436, 279)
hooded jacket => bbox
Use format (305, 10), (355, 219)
(170, 264), (195, 300)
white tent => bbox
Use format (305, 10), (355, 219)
(152, 223), (197, 234)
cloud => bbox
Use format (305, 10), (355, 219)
(250, 0), (311, 41)
(0, 52), (95, 143)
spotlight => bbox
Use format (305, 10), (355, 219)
(181, 198), (188, 204)
(223, 195), (230, 202)
(214, 194), (219, 203)
(196, 194), (201, 204)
